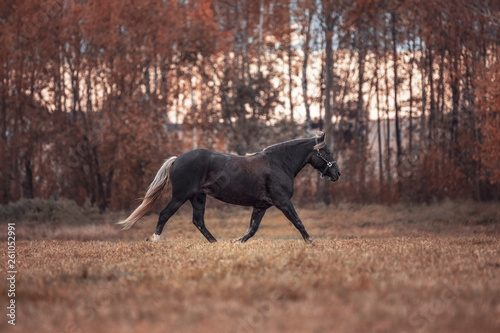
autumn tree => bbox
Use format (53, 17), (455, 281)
(1, 0), (499, 208)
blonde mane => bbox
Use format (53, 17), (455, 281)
(313, 140), (326, 150)
(246, 133), (325, 156)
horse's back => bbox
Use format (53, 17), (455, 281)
(169, 149), (236, 191)
(172, 149), (232, 173)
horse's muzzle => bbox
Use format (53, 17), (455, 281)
(330, 171), (341, 183)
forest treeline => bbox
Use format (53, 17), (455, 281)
(1, 0), (499, 211)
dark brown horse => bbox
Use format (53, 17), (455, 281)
(118, 132), (340, 243)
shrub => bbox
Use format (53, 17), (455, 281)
(0, 198), (91, 225)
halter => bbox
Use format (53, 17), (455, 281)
(315, 137), (337, 177)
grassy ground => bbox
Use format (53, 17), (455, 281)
(1, 200), (500, 332)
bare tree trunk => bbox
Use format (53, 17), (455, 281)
(161, 56), (169, 120)
(23, 156), (34, 199)
(391, 12), (403, 195)
(86, 67), (93, 113)
(188, 62), (198, 149)
(288, 46), (294, 124)
(356, 44), (367, 199)
(287, 0), (294, 125)
(384, 30), (392, 193)
(144, 57), (151, 99)
(450, 53), (460, 153)
(319, 52), (325, 131)
(438, 49), (446, 127)
(375, 49), (384, 197)
(91, 144), (107, 212)
(0, 72), (8, 202)
(320, 8), (337, 205)
(419, 39), (427, 150)
(56, 47), (63, 113)
(408, 36), (416, 201)
(254, 0), (264, 118)
(323, 13), (335, 148)
(302, 7), (314, 136)
(408, 38), (414, 157)
(428, 47), (436, 143)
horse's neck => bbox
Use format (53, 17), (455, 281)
(267, 139), (313, 177)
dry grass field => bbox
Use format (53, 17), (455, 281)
(1, 200), (500, 333)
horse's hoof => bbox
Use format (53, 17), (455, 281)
(231, 238), (244, 243)
(146, 234), (160, 242)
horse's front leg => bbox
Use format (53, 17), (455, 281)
(275, 201), (312, 243)
(232, 207), (267, 243)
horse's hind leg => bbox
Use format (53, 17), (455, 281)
(190, 193), (217, 243)
(232, 207), (267, 243)
(146, 197), (186, 242)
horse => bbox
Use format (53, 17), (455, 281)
(117, 132), (341, 243)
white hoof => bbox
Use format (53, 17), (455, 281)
(147, 234), (160, 242)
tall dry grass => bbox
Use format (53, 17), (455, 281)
(0, 200), (499, 333)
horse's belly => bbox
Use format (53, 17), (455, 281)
(200, 153), (271, 206)
(202, 180), (270, 207)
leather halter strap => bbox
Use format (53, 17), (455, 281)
(314, 137), (337, 177)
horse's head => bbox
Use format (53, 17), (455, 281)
(310, 132), (341, 182)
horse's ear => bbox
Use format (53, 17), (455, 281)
(317, 132), (325, 142)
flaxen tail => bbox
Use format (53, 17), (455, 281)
(118, 156), (177, 230)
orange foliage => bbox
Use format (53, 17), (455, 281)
(1, 0), (499, 208)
